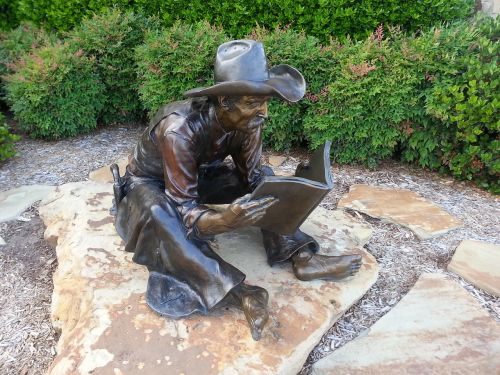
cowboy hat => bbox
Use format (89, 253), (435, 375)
(184, 40), (306, 102)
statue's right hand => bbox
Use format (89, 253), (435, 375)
(196, 194), (278, 236)
(223, 194), (278, 229)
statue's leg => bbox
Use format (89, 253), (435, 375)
(115, 182), (245, 314)
(151, 204), (246, 311)
(116, 179), (269, 340)
(228, 283), (269, 341)
(261, 229), (362, 281)
(196, 162), (271, 339)
(261, 228), (320, 264)
(153, 210), (269, 340)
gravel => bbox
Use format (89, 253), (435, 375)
(0, 124), (143, 190)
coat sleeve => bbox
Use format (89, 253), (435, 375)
(156, 116), (212, 237)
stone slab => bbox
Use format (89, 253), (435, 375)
(88, 157), (128, 183)
(338, 184), (462, 239)
(268, 155), (286, 167)
(313, 273), (500, 375)
(39, 181), (378, 375)
(448, 240), (500, 297)
(0, 184), (54, 222)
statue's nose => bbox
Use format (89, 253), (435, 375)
(259, 103), (268, 118)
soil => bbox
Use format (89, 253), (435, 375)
(0, 123), (498, 375)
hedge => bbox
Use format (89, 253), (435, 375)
(11, 0), (475, 42)
(0, 0), (19, 31)
(304, 27), (422, 166)
(0, 22), (56, 100)
(404, 16), (500, 192)
(2, 12), (497, 192)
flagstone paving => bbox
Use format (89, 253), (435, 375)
(448, 240), (500, 297)
(39, 181), (378, 375)
(0, 184), (54, 223)
(338, 184), (462, 239)
(268, 155), (286, 167)
(312, 272), (500, 375)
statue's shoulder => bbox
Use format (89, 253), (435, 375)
(149, 97), (209, 129)
(149, 99), (191, 128)
(148, 97), (210, 143)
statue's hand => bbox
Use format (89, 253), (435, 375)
(196, 194), (278, 236)
(224, 194), (278, 229)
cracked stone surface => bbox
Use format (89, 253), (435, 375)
(312, 273), (500, 375)
(338, 184), (462, 239)
(0, 185), (54, 223)
(448, 240), (500, 297)
(39, 181), (378, 375)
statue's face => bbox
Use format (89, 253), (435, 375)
(219, 96), (269, 134)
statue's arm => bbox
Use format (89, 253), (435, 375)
(155, 118), (214, 236)
(196, 126), (276, 236)
(156, 118), (276, 237)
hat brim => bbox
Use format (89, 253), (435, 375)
(184, 64), (306, 103)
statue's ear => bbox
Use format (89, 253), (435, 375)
(218, 96), (230, 111)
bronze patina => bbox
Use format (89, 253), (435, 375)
(112, 40), (362, 341)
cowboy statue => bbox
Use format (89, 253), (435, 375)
(112, 40), (362, 341)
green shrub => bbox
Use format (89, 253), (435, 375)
(67, 9), (157, 124)
(303, 27), (420, 166)
(14, 0), (475, 43)
(4, 43), (105, 139)
(135, 21), (228, 117)
(403, 16), (499, 192)
(400, 21), (479, 169)
(0, 22), (57, 98)
(248, 26), (329, 150)
(0, 0), (19, 31)
(0, 112), (20, 161)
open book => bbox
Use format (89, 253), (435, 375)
(251, 142), (333, 235)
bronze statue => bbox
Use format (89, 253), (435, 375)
(112, 40), (362, 341)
